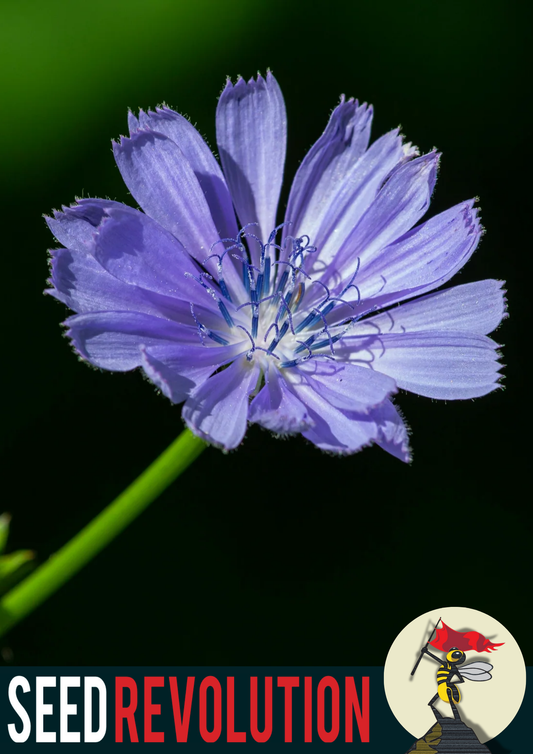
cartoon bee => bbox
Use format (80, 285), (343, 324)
(420, 645), (494, 709)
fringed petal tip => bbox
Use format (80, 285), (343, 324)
(376, 402), (412, 463)
(220, 70), (280, 96)
(499, 283), (509, 323)
(306, 400), (412, 462)
(63, 317), (92, 365)
(112, 127), (162, 154)
(338, 94), (372, 115)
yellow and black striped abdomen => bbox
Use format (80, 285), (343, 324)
(437, 662), (451, 684)
(437, 662), (461, 704)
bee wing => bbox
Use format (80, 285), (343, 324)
(460, 662), (493, 681)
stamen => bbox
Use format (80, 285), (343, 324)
(310, 279), (331, 306)
(274, 259), (311, 292)
(294, 311), (316, 335)
(190, 303), (230, 346)
(289, 282), (305, 311)
(268, 221), (292, 244)
(237, 222), (261, 241)
(190, 302), (207, 345)
(264, 321), (279, 343)
(295, 300), (336, 334)
(250, 286), (259, 339)
(308, 331), (345, 352)
(339, 257), (361, 296)
(276, 295), (296, 335)
(218, 300), (235, 328)
(263, 257), (271, 297)
(293, 333), (317, 354)
(207, 331), (231, 346)
(237, 324), (280, 362)
(185, 222), (371, 370)
(267, 321), (289, 354)
(237, 323), (256, 360)
(275, 268), (289, 295)
(280, 339), (314, 368)
(203, 247), (233, 303)
(309, 307), (335, 355)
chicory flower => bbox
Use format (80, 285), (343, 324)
(46, 73), (505, 460)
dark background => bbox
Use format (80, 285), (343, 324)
(0, 0), (530, 666)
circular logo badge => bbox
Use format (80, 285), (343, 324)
(384, 607), (526, 745)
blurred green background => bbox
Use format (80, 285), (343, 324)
(0, 0), (530, 666)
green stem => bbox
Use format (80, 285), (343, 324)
(0, 428), (206, 639)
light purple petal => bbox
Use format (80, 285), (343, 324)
(216, 72), (286, 254)
(48, 247), (143, 314)
(113, 130), (220, 260)
(48, 201), (235, 318)
(347, 200), (482, 307)
(48, 247), (230, 331)
(302, 131), (415, 270)
(357, 280), (507, 337)
(296, 385), (381, 453)
(324, 151), (439, 286)
(48, 247), (177, 316)
(182, 357), (260, 449)
(66, 311), (199, 370)
(141, 342), (245, 404)
(45, 199), (125, 253)
(293, 378), (409, 458)
(133, 106), (238, 242)
(91, 206), (219, 309)
(343, 331), (503, 399)
(371, 400), (411, 463)
(248, 363), (314, 434)
(295, 358), (397, 413)
(284, 97), (372, 243)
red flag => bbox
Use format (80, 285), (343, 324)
(429, 620), (504, 653)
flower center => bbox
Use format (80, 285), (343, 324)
(187, 224), (363, 370)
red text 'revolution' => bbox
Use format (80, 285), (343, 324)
(116, 675), (370, 744)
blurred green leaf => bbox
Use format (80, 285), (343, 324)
(0, 0), (280, 178)
(0, 513), (11, 555)
(0, 513), (36, 596)
(0, 550), (35, 582)
(0, 550), (36, 598)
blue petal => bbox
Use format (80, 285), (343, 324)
(371, 400), (411, 463)
(48, 246), (229, 336)
(302, 130), (413, 270)
(46, 199), (125, 253)
(248, 363), (314, 434)
(298, 387), (381, 453)
(134, 106), (239, 243)
(66, 311), (199, 370)
(359, 280), (507, 337)
(113, 131), (229, 267)
(324, 151), (439, 287)
(182, 357), (260, 449)
(295, 358), (397, 413)
(216, 72), (286, 256)
(92, 206), (219, 309)
(341, 331), (503, 399)
(284, 97), (372, 249)
(141, 342), (245, 404)
(342, 200), (482, 309)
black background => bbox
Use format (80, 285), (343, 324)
(0, 0), (531, 666)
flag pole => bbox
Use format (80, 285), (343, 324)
(411, 616), (441, 676)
